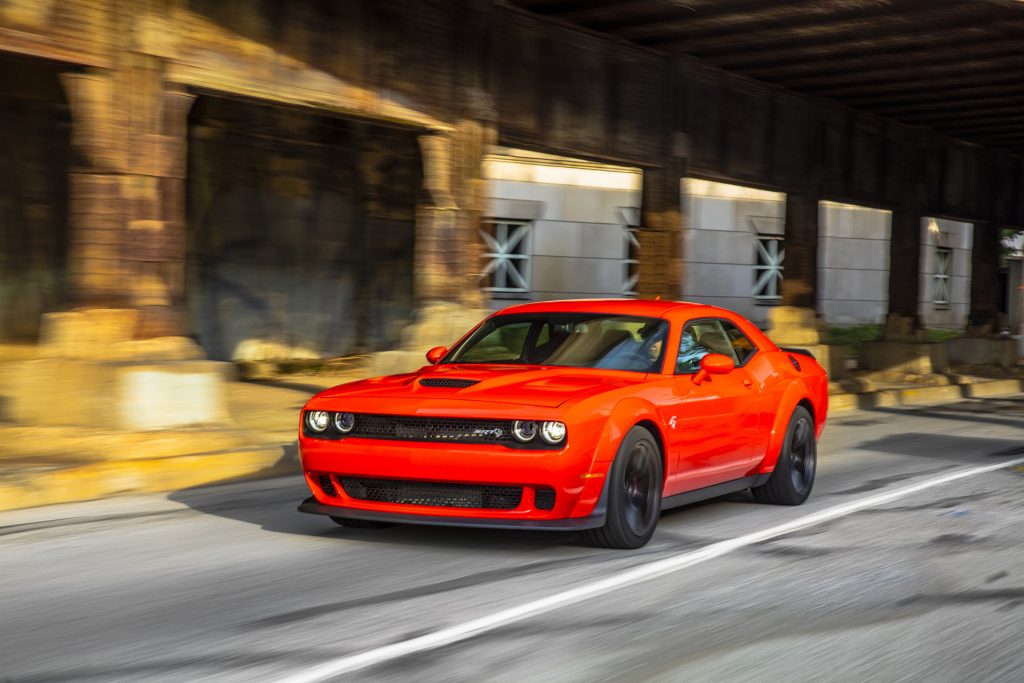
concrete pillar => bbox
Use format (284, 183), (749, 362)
(780, 192), (818, 309)
(415, 131), (460, 303)
(60, 71), (129, 309)
(60, 64), (194, 340)
(967, 220), (1000, 333)
(884, 209), (924, 335)
(767, 192), (850, 378)
(859, 209), (952, 378)
(636, 161), (684, 300)
(370, 123), (491, 375)
(1010, 257), (1024, 336)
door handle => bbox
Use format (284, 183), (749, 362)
(742, 379), (753, 388)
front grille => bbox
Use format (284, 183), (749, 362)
(350, 414), (515, 445)
(534, 487), (556, 510)
(420, 378), (480, 388)
(318, 474), (338, 497)
(341, 477), (523, 510)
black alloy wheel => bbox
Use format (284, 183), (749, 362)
(583, 426), (663, 549)
(752, 405), (817, 505)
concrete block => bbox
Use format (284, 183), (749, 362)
(828, 392), (859, 414)
(40, 309), (138, 357)
(859, 340), (949, 374)
(898, 384), (964, 406)
(963, 379), (1024, 398)
(8, 359), (232, 430)
(945, 337), (1018, 369)
(765, 306), (823, 346)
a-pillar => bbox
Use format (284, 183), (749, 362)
(766, 192), (847, 378)
(370, 122), (491, 375)
(636, 161), (684, 300)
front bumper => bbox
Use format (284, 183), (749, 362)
(298, 432), (609, 522)
(298, 496), (607, 531)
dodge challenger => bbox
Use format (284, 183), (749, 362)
(298, 299), (828, 549)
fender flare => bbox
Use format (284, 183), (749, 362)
(756, 380), (811, 474)
(590, 396), (666, 471)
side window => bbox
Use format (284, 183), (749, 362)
(676, 320), (738, 374)
(720, 319), (757, 366)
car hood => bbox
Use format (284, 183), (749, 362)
(319, 364), (649, 408)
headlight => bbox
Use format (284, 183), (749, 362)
(333, 412), (355, 433)
(540, 421), (567, 445)
(511, 420), (538, 442)
(306, 410), (330, 433)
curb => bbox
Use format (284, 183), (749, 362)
(0, 442), (296, 512)
(830, 379), (1023, 414)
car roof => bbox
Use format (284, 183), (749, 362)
(494, 298), (728, 319)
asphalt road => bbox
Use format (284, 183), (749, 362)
(1, 396), (1023, 683)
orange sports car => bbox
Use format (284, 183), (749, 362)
(298, 299), (828, 549)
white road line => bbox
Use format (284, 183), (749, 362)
(278, 455), (1024, 683)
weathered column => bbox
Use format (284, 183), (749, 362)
(415, 131), (461, 303)
(372, 123), (491, 375)
(779, 192), (819, 309)
(636, 161), (684, 300)
(60, 71), (129, 310)
(967, 220), (1000, 333)
(126, 86), (195, 339)
(1009, 257), (1024, 336)
(766, 191), (848, 377)
(884, 208), (924, 332)
(860, 208), (950, 376)
(58, 61), (195, 342)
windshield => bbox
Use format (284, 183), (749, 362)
(445, 313), (669, 373)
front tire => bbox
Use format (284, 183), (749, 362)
(583, 426), (663, 549)
(752, 405), (816, 505)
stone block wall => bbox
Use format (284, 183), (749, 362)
(682, 178), (786, 327)
(484, 148), (641, 304)
(919, 217), (973, 330)
(818, 201), (892, 325)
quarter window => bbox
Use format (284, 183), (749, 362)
(720, 319), (757, 366)
(676, 320), (739, 374)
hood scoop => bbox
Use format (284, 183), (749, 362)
(419, 378), (480, 388)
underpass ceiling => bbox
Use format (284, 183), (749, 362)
(508, 0), (1024, 154)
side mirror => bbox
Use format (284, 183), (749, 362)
(692, 353), (734, 385)
(425, 346), (448, 365)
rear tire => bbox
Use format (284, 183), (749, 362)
(752, 405), (816, 505)
(329, 516), (393, 529)
(583, 426), (663, 549)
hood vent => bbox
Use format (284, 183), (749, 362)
(420, 378), (480, 388)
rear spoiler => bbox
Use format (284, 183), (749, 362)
(780, 346), (816, 360)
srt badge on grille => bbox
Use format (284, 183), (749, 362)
(471, 428), (503, 438)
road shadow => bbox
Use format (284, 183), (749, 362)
(168, 471), (592, 552)
(166, 463), (752, 552)
(863, 395), (1024, 430)
(851, 431), (1024, 464)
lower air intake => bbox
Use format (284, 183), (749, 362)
(340, 477), (522, 510)
(534, 487), (556, 510)
(318, 474), (338, 497)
